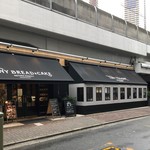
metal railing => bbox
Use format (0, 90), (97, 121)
(24, 0), (150, 45)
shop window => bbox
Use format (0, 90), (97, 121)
(77, 87), (84, 102)
(143, 88), (147, 98)
(120, 88), (125, 99)
(133, 88), (137, 99)
(127, 88), (131, 99)
(105, 87), (110, 100)
(0, 84), (7, 109)
(96, 87), (102, 101)
(86, 87), (93, 102)
(113, 87), (118, 100)
(138, 88), (142, 98)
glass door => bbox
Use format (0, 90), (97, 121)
(12, 84), (37, 117)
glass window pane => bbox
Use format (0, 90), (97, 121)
(127, 88), (131, 99)
(96, 87), (102, 101)
(143, 88), (147, 98)
(86, 87), (93, 102)
(133, 88), (137, 99)
(120, 88), (125, 99)
(105, 87), (110, 100)
(138, 88), (142, 98)
(113, 87), (118, 100)
(77, 87), (84, 102)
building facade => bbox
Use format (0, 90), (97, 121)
(0, 0), (150, 117)
(125, 0), (139, 26)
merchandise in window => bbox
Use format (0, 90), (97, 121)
(86, 87), (93, 102)
(133, 88), (137, 99)
(143, 88), (147, 98)
(105, 87), (110, 100)
(113, 87), (118, 100)
(77, 87), (84, 102)
(96, 87), (102, 101)
(127, 88), (131, 99)
(120, 88), (125, 99)
(138, 88), (142, 98)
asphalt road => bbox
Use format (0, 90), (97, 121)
(12, 116), (150, 150)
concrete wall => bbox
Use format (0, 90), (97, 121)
(113, 16), (126, 36)
(77, 0), (96, 25)
(97, 9), (112, 31)
(138, 27), (147, 43)
(0, 25), (131, 64)
(52, 0), (75, 17)
(126, 22), (138, 40)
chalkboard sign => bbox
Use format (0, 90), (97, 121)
(49, 99), (61, 117)
(64, 100), (76, 117)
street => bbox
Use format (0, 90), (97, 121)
(11, 116), (150, 150)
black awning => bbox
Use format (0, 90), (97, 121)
(68, 62), (147, 85)
(0, 53), (73, 82)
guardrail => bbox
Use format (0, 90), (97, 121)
(24, 0), (150, 45)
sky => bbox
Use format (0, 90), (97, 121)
(82, 0), (150, 31)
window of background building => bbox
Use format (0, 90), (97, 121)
(138, 88), (142, 98)
(143, 88), (147, 98)
(77, 87), (84, 102)
(96, 87), (102, 101)
(127, 88), (131, 99)
(133, 88), (137, 99)
(86, 87), (93, 102)
(113, 87), (118, 100)
(105, 87), (110, 100)
(120, 88), (125, 99)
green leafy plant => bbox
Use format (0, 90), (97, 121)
(63, 96), (76, 102)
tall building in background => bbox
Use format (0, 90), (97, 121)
(125, 0), (139, 26)
(89, 0), (98, 7)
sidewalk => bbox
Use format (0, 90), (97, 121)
(3, 106), (150, 149)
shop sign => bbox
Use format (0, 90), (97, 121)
(48, 99), (61, 117)
(106, 75), (129, 82)
(64, 99), (76, 117)
(0, 68), (52, 79)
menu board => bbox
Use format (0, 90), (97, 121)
(48, 99), (60, 117)
(64, 100), (76, 117)
(5, 101), (17, 120)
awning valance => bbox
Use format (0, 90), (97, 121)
(0, 52), (73, 82)
(68, 62), (147, 85)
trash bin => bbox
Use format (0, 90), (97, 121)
(0, 112), (3, 150)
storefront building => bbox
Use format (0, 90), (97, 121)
(68, 62), (147, 114)
(0, 52), (73, 118)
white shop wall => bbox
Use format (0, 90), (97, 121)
(69, 84), (147, 106)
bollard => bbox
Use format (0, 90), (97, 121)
(0, 112), (3, 150)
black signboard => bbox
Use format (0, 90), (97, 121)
(64, 100), (76, 117)
(49, 99), (61, 117)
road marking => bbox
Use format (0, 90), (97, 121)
(34, 123), (43, 126)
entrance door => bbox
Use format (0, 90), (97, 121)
(12, 84), (37, 117)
